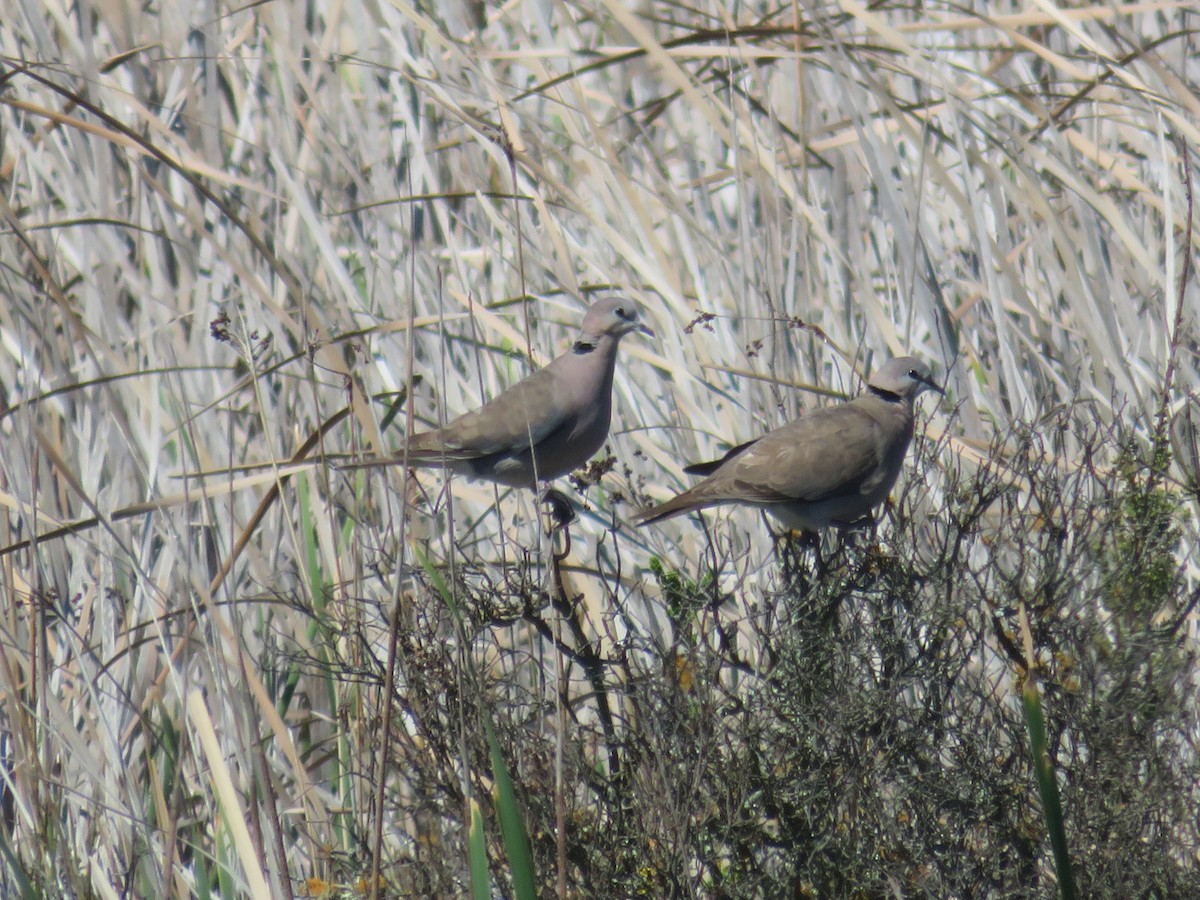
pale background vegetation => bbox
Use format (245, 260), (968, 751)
(0, 0), (1198, 897)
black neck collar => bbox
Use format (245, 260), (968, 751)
(868, 384), (902, 402)
(572, 339), (597, 354)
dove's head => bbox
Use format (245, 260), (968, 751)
(578, 298), (654, 343)
(868, 356), (943, 402)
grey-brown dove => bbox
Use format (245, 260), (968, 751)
(351, 299), (652, 488)
(637, 357), (942, 529)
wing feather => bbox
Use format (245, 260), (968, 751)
(409, 364), (568, 460)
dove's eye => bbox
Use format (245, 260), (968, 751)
(616, 306), (629, 319)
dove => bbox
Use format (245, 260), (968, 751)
(351, 299), (652, 489)
(637, 357), (942, 530)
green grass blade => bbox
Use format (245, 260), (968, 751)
(484, 716), (536, 900)
(0, 828), (39, 900)
(1022, 678), (1078, 900)
(467, 797), (491, 900)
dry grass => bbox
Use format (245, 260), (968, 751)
(1, 1), (1198, 897)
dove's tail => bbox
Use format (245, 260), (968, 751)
(635, 491), (707, 527)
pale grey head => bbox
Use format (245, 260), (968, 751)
(575, 297), (655, 345)
(866, 356), (943, 402)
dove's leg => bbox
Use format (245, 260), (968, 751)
(772, 523), (822, 588)
(833, 514), (876, 551)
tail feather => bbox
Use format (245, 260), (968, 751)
(336, 439), (479, 471)
(635, 492), (703, 526)
(681, 437), (758, 477)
